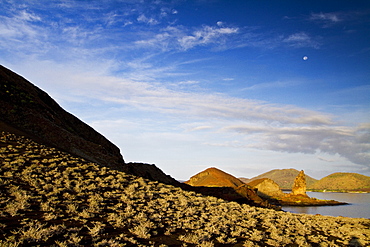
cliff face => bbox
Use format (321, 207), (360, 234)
(0, 65), (125, 170)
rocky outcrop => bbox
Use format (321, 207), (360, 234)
(248, 178), (285, 199)
(185, 167), (277, 209)
(123, 162), (180, 186)
(240, 168), (318, 190)
(291, 170), (307, 196)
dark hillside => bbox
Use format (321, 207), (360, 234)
(0, 65), (180, 185)
(0, 65), (124, 170)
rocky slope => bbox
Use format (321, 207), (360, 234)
(311, 172), (370, 192)
(0, 65), (124, 169)
(0, 65), (178, 185)
(240, 168), (318, 190)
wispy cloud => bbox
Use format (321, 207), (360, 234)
(309, 12), (342, 27)
(178, 25), (239, 50)
(137, 14), (159, 25)
(310, 12), (341, 23)
(134, 23), (239, 51)
(283, 32), (321, 49)
(242, 80), (301, 91)
(0, 10), (42, 40)
(317, 156), (335, 162)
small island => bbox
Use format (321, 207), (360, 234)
(251, 170), (348, 206)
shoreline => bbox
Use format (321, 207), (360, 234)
(283, 189), (370, 194)
(278, 200), (348, 207)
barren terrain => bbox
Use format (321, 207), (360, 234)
(1, 132), (369, 246)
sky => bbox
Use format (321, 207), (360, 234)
(0, 0), (369, 180)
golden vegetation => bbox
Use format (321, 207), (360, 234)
(1, 132), (370, 246)
(310, 173), (370, 192)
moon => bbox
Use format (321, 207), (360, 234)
(303, 56), (308, 60)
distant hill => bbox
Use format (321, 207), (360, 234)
(311, 173), (370, 192)
(240, 168), (318, 190)
(185, 167), (245, 188)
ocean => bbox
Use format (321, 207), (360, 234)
(282, 192), (370, 219)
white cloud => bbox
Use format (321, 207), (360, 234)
(0, 14), (40, 39)
(187, 126), (213, 132)
(309, 12), (342, 27)
(137, 14), (159, 25)
(283, 32), (320, 49)
(134, 23), (239, 51)
(177, 80), (200, 85)
(242, 80), (301, 90)
(178, 25), (239, 50)
(17, 10), (41, 22)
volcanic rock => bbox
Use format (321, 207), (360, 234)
(240, 168), (318, 190)
(0, 65), (124, 169)
(291, 170), (307, 196)
(248, 178), (285, 199)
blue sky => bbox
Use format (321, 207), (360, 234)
(1, 0), (369, 180)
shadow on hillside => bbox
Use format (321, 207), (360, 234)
(349, 236), (363, 246)
(178, 184), (279, 209)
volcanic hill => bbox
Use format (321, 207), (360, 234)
(0, 65), (123, 169)
(185, 167), (245, 188)
(311, 172), (370, 192)
(240, 168), (318, 190)
(0, 65), (177, 185)
(184, 167), (277, 208)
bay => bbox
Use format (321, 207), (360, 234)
(282, 192), (370, 219)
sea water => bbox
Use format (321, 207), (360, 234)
(282, 192), (370, 219)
